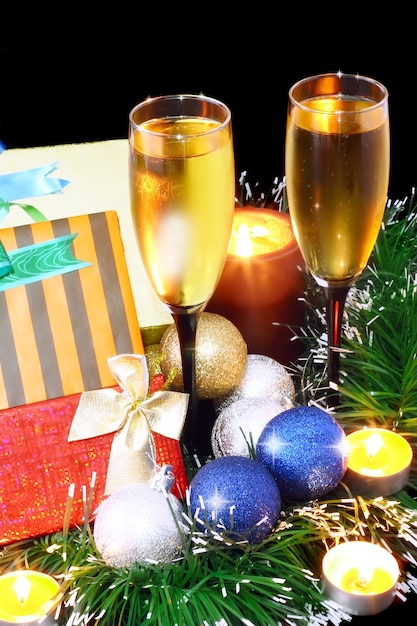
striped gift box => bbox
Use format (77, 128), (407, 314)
(0, 211), (143, 407)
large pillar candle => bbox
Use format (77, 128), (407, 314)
(207, 208), (306, 366)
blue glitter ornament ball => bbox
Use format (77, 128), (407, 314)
(189, 456), (281, 544)
(256, 406), (348, 502)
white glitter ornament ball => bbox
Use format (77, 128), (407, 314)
(213, 354), (296, 414)
(160, 312), (247, 399)
(211, 397), (289, 458)
(94, 483), (186, 567)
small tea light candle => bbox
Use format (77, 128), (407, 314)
(345, 428), (413, 497)
(0, 570), (60, 624)
(207, 208), (306, 365)
(322, 541), (399, 616)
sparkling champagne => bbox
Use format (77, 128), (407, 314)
(286, 95), (390, 284)
(130, 117), (235, 308)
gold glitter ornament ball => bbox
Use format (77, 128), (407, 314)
(160, 312), (247, 399)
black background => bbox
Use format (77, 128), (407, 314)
(1, 9), (416, 624)
(0, 11), (416, 201)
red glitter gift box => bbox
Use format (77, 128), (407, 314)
(0, 393), (113, 544)
(0, 392), (188, 545)
(0, 212), (187, 544)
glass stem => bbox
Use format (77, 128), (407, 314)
(322, 284), (350, 408)
(172, 311), (199, 456)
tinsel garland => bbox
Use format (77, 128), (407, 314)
(2, 184), (417, 625)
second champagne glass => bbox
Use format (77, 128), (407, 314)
(285, 72), (390, 405)
(129, 94), (235, 456)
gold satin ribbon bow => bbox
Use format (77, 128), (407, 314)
(68, 354), (188, 495)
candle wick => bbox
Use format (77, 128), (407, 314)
(16, 590), (27, 605)
(355, 576), (370, 589)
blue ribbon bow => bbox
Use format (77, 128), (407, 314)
(0, 161), (70, 203)
(0, 146), (71, 277)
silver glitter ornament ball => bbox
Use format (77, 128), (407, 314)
(211, 397), (289, 458)
(94, 483), (186, 567)
(213, 353), (296, 414)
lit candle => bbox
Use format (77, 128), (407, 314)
(345, 428), (413, 497)
(206, 208), (306, 366)
(322, 541), (399, 616)
(0, 571), (60, 624)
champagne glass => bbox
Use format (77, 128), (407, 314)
(285, 72), (390, 406)
(129, 94), (235, 455)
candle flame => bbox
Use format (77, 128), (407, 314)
(13, 573), (31, 605)
(229, 210), (294, 257)
(355, 561), (374, 589)
(235, 224), (252, 257)
(366, 433), (384, 458)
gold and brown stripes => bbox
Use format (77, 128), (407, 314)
(0, 212), (144, 408)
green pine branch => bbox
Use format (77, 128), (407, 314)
(3, 184), (417, 626)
